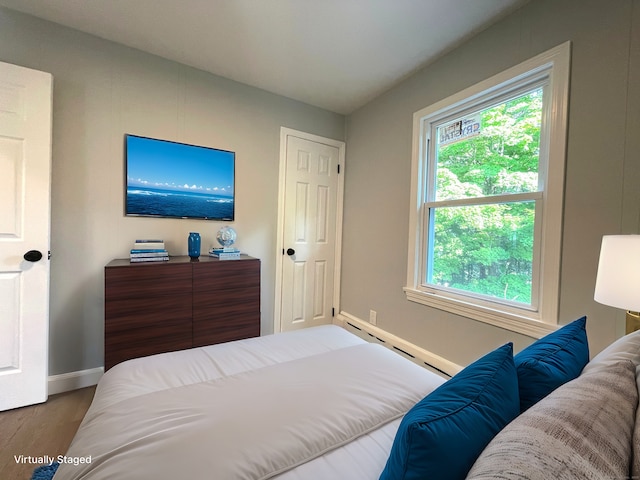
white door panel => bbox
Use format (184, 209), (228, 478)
(280, 134), (343, 332)
(0, 61), (52, 411)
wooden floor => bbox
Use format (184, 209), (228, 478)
(0, 386), (95, 480)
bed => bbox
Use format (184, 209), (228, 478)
(53, 325), (447, 480)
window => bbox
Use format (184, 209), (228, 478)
(405, 43), (570, 337)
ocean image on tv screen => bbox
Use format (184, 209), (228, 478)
(126, 135), (235, 220)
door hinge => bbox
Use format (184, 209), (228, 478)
(332, 307), (335, 317)
(337, 164), (341, 174)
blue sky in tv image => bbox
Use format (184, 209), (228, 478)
(126, 135), (234, 195)
(125, 135), (235, 220)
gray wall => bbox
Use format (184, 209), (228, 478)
(0, 7), (345, 376)
(342, 0), (640, 366)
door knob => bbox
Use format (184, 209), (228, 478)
(24, 250), (43, 262)
(286, 248), (295, 256)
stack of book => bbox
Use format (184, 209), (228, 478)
(130, 239), (169, 263)
(209, 247), (241, 260)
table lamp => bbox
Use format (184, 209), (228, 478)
(594, 235), (640, 334)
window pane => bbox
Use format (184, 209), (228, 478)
(428, 201), (535, 305)
(435, 89), (542, 201)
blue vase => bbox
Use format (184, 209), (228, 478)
(188, 232), (201, 258)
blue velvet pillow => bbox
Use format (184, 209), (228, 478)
(379, 343), (519, 480)
(514, 316), (589, 412)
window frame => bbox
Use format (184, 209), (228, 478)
(405, 43), (571, 338)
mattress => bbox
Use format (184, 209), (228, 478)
(54, 325), (446, 480)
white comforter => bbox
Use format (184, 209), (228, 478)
(54, 326), (445, 480)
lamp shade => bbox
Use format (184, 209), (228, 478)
(594, 235), (640, 311)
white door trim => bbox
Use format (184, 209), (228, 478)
(274, 127), (346, 333)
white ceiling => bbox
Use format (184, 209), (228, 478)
(0, 0), (528, 114)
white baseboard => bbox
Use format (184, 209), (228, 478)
(48, 367), (104, 396)
(335, 311), (462, 377)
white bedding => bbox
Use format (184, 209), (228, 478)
(54, 325), (446, 480)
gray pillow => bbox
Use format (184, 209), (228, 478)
(582, 328), (640, 373)
(466, 360), (638, 480)
(634, 403), (640, 479)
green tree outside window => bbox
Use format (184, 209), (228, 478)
(429, 89), (542, 304)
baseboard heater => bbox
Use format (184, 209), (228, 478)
(337, 313), (461, 378)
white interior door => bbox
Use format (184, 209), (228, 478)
(278, 130), (344, 332)
(0, 61), (52, 411)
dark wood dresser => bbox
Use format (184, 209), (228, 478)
(104, 255), (260, 370)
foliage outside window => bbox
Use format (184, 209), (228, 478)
(430, 89), (541, 305)
(405, 43), (570, 337)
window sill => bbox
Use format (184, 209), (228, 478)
(404, 287), (557, 338)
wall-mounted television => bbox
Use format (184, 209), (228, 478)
(125, 134), (235, 221)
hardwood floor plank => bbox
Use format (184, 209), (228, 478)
(0, 386), (95, 480)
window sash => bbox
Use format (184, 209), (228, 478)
(422, 195), (542, 310)
(425, 82), (548, 204)
(424, 191), (543, 210)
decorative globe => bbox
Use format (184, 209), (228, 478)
(216, 226), (237, 248)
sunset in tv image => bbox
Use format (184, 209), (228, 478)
(125, 135), (235, 221)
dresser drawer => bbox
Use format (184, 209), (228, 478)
(192, 259), (259, 292)
(105, 294), (192, 333)
(105, 324), (192, 370)
(105, 263), (191, 300)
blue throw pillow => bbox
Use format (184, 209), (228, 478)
(379, 343), (519, 480)
(514, 316), (589, 412)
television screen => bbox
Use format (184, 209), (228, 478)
(125, 134), (235, 221)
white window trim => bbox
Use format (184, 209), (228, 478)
(405, 42), (571, 338)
